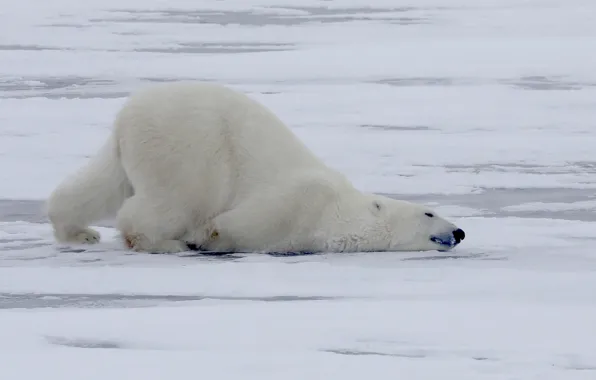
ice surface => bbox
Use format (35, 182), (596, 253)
(503, 200), (596, 212)
(1, 0), (595, 379)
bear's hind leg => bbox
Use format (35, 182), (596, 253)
(116, 195), (190, 253)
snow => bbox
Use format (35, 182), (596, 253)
(1, 0), (596, 379)
(503, 200), (596, 212)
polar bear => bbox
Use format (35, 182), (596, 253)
(46, 82), (465, 254)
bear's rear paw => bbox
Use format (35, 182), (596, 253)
(69, 228), (101, 244)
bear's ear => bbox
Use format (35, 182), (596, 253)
(371, 200), (382, 215)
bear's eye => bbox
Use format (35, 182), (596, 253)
(374, 201), (382, 211)
(425, 212), (434, 218)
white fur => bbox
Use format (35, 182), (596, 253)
(46, 82), (464, 253)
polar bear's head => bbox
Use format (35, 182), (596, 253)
(373, 196), (465, 252)
(327, 193), (465, 252)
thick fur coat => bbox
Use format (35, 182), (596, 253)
(46, 82), (465, 253)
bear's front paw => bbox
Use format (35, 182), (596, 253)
(73, 228), (101, 244)
(124, 234), (189, 254)
(147, 240), (189, 254)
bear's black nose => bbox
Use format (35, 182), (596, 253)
(453, 228), (465, 244)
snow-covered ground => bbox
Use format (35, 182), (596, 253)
(1, 0), (595, 379)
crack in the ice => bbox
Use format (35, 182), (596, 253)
(0, 293), (345, 309)
(93, 7), (429, 27)
(322, 348), (427, 358)
(324, 347), (503, 362)
(45, 336), (124, 349)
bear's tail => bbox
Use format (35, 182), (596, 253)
(45, 134), (133, 241)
